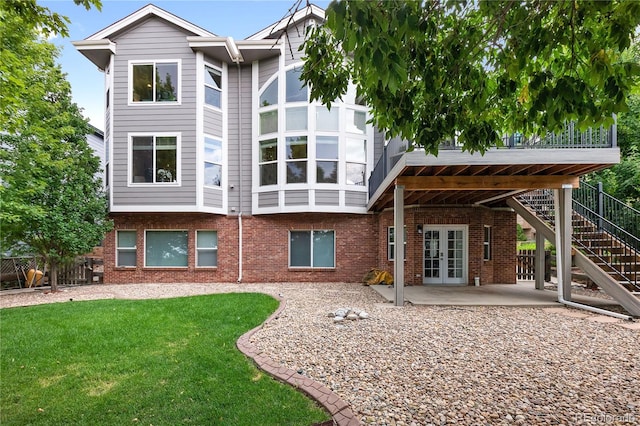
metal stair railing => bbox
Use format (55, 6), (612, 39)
(517, 189), (640, 292)
(573, 180), (640, 251)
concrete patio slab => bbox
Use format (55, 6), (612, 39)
(369, 280), (621, 308)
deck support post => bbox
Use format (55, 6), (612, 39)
(535, 231), (546, 290)
(554, 186), (573, 301)
(394, 184), (405, 307)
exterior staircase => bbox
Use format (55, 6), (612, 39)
(508, 184), (640, 317)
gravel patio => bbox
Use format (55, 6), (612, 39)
(2, 282), (638, 425)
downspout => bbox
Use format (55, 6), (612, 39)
(553, 189), (633, 321)
(236, 59), (243, 283)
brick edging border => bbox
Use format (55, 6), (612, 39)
(236, 296), (361, 426)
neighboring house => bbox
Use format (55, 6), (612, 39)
(73, 4), (619, 286)
(86, 125), (106, 188)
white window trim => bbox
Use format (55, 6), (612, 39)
(196, 230), (218, 268)
(203, 134), (223, 188)
(288, 229), (336, 269)
(204, 62), (222, 111)
(128, 59), (182, 105)
(116, 230), (137, 268)
(143, 229), (189, 268)
(127, 132), (182, 187)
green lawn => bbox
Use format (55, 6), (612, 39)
(0, 294), (330, 425)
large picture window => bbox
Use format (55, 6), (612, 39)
(196, 231), (218, 267)
(131, 135), (178, 184)
(255, 63), (370, 192)
(131, 61), (178, 102)
(145, 231), (187, 267)
(204, 136), (222, 187)
(289, 230), (335, 268)
(204, 65), (222, 108)
(116, 230), (136, 267)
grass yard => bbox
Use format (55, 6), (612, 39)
(0, 293), (330, 425)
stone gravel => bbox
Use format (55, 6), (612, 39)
(2, 282), (639, 425)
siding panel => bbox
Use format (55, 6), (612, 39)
(285, 190), (309, 205)
(111, 17), (198, 208)
(315, 190), (339, 206)
(258, 191), (279, 208)
(226, 63), (253, 214)
(203, 188), (223, 208)
(259, 56), (279, 89)
(345, 190), (367, 207)
(204, 109), (223, 136)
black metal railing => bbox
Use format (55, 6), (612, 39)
(368, 123), (616, 198)
(517, 188), (640, 292)
(573, 180), (640, 250)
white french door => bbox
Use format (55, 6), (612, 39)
(423, 225), (468, 285)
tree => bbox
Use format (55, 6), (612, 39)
(585, 37), (640, 209)
(0, 0), (102, 133)
(1, 1), (111, 292)
(301, 0), (640, 154)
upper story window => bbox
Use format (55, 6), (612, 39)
(204, 65), (222, 108)
(130, 134), (179, 184)
(204, 136), (222, 187)
(256, 63), (371, 190)
(131, 61), (179, 103)
(286, 67), (308, 102)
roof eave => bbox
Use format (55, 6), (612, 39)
(72, 39), (116, 71)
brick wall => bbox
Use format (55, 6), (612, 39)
(104, 207), (516, 285)
(105, 212), (377, 284)
(378, 206), (516, 285)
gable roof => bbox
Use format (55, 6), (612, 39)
(86, 3), (216, 40)
(246, 4), (325, 41)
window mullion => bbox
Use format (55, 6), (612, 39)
(309, 231), (315, 268)
(152, 136), (157, 183)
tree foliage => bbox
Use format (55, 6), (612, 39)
(0, 0), (110, 291)
(301, 0), (640, 154)
(0, 0), (102, 133)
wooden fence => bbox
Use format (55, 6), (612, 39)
(516, 250), (551, 281)
(1, 256), (103, 290)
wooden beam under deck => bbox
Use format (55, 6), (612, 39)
(395, 175), (579, 191)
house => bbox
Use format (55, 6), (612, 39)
(73, 4), (619, 288)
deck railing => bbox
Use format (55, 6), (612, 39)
(368, 124), (616, 198)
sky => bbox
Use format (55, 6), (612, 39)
(41, 0), (330, 131)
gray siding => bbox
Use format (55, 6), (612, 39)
(283, 24), (307, 66)
(111, 17), (198, 207)
(105, 106), (111, 158)
(204, 109), (223, 137)
(227, 64), (253, 214)
(203, 188), (223, 208)
(258, 56), (279, 89)
(345, 190), (367, 207)
(315, 190), (339, 206)
(258, 191), (279, 208)
(285, 190), (309, 205)
(374, 128), (385, 167)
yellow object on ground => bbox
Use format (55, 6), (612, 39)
(362, 268), (394, 286)
(26, 269), (44, 287)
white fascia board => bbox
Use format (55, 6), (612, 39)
(187, 37), (243, 63)
(246, 4), (325, 41)
(72, 39), (116, 52)
(86, 4), (215, 41)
